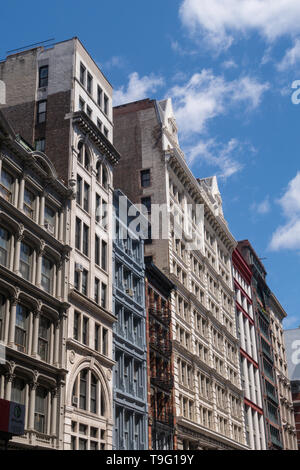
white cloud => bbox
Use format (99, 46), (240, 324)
(168, 69), (269, 136)
(277, 39), (300, 71)
(270, 172), (300, 250)
(186, 138), (246, 179)
(179, 0), (300, 51)
(221, 59), (238, 69)
(114, 72), (164, 106)
(251, 196), (271, 215)
(103, 56), (126, 70)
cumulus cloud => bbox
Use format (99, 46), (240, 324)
(168, 69), (269, 135)
(251, 196), (271, 215)
(114, 72), (164, 106)
(277, 39), (300, 71)
(186, 138), (249, 179)
(179, 0), (300, 51)
(270, 172), (300, 250)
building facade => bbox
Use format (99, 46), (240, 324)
(237, 240), (284, 450)
(0, 38), (121, 450)
(269, 294), (297, 449)
(113, 98), (248, 450)
(113, 190), (148, 450)
(145, 257), (175, 450)
(0, 110), (71, 449)
(232, 248), (266, 449)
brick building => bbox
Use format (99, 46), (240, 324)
(145, 257), (176, 450)
(113, 98), (248, 450)
(0, 38), (120, 449)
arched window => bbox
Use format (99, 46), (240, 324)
(72, 368), (106, 416)
(96, 160), (109, 190)
(78, 141), (91, 171)
(0, 226), (10, 267)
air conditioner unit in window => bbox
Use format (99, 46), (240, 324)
(44, 222), (54, 234)
(72, 396), (78, 407)
(75, 263), (84, 272)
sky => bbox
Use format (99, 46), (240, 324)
(1, 0), (300, 328)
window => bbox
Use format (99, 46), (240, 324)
(0, 226), (10, 267)
(35, 138), (45, 152)
(23, 188), (35, 218)
(141, 169), (151, 188)
(77, 142), (90, 171)
(41, 256), (53, 293)
(102, 328), (108, 356)
(103, 127), (108, 138)
(101, 283), (107, 309)
(39, 66), (48, 88)
(20, 241), (32, 281)
(35, 386), (48, 433)
(76, 175), (82, 206)
(11, 377), (26, 405)
(0, 169), (14, 202)
(37, 100), (47, 124)
(15, 305), (29, 352)
(75, 217), (81, 250)
(83, 182), (90, 212)
(97, 86), (103, 107)
(104, 94), (109, 116)
(74, 311), (80, 341)
(87, 72), (93, 94)
(80, 63), (86, 86)
(95, 235), (100, 266)
(95, 324), (100, 351)
(94, 278), (100, 304)
(97, 118), (102, 132)
(72, 369), (106, 416)
(102, 166), (108, 190)
(86, 105), (92, 118)
(44, 205), (55, 230)
(83, 224), (89, 256)
(79, 97), (85, 112)
(82, 317), (89, 346)
(0, 294), (5, 340)
(82, 269), (88, 296)
(38, 315), (50, 362)
(101, 241), (107, 271)
(141, 196), (151, 213)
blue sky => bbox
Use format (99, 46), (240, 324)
(1, 0), (300, 328)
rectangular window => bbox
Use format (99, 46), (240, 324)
(97, 86), (103, 107)
(76, 175), (82, 206)
(75, 217), (81, 250)
(0, 169), (14, 202)
(37, 100), (47, 124)
(20, 241), (32, 281)
(38, 315), (50, 362)
(141, 169), (151, 188)
(35, 138), (45, 152)
(0, 226), (10, 267)
(83, 182), (89, 212)
(103, 127), (108, 138)
(80, 63), (86, 86)
(102, 328), (108, 356)
(74, 311), (80, 341)
(74, 268), (79, 291)
(82, 269), (88, 296)
(83, 224), (89, 256)
(101, 240), (107, 271)
(0, 295), (5, 340)
(104, 94), (109, 116)
(15, 304), (29, 352)
(95, 235), (100, 266)
(95, 194), (101, 222)
(87, 72), (93, 94)
(97, 118), (102, 131)
(39, 65), (48, 88)
(35, 386), (47, 434)
(141, 196), (151, 213)
(44, 205), (55, 230)
(23, 188), (35, 219)
(82, 317), (89, 345)
(11, 377), (25, 405)
(41, 257), (53, 293)
(101, 283), (107, 309)
(86, 105), (92, 118)
(79, 97), (85, 112)
(95, 324), (100, 351)
(94, 278), (100, 304)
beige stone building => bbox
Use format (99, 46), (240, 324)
(0, 38), (120, 450)
(113, 98), (248, 450)
(269, 293), (297, 449)
(0, 110), (72, 449)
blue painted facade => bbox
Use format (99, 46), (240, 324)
(112, 190), (148, 450)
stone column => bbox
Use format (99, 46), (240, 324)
(253, 411), (261, 450)
(53, 319), (60, 367)
(35, 196), (40, 225)
(18, 175), (25, 211)
(59, 210), (64, 243)
(5, 372), (14, 400)
(28, 381), (38, 431)
(238, 311), (246, 350)
(14, 225), (24, 276)
(8, 296), (18, 348)
(259, 413), (267, 450)
(242, 357), (250, 399)
(3, 297), (11, 344)
(39, 194), (45, 226)
(36, 241), (45, 288)
(247, 406), (255, 449)
(31, 310), (40, 358)
(51, 388), (58, 436)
